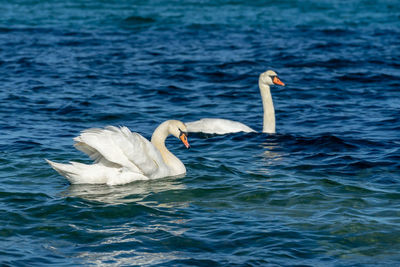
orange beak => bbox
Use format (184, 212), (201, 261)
(179, 133), (190, 149)
(273, 76), (285, 86)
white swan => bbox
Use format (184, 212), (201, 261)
(186, 70), (285, 134)
(47, 120), (190, 186)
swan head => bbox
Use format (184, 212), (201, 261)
(260, 70), (285, 86)
(168, 120), (190, 149)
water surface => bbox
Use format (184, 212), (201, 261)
(0, 0), (400, 266)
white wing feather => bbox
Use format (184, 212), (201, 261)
(74, 126), (168, 178)
(186, 118), (256, 134)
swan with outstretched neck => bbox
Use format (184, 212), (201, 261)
(186, 70), (285, 134)
(47, 120), (190, 186)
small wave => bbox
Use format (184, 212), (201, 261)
(318, 27), (357, 36)
(0, 27), (12, 33)
(282, 134), (357, 153)
(123, 16), (156, 24)
(55, 103), (87, 116)
(337, 72), (399, 83)
(121, 15), (157, 29)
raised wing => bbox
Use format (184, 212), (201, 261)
(74, 126), (169, 177)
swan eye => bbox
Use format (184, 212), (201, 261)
(179, 129), (188, 137)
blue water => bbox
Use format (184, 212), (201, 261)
(1, 0), (400, 265)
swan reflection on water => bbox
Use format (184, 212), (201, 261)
(62, 177), (190, 266)
(62, 176), (187, 206)
(261, 142), (284, 162)
(255, 140), (285, 176)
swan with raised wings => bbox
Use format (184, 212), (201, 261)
(186, 70), (285, 134)
(47, 120), (190, 185)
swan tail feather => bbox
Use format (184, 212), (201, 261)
(46, 159), (83, 184)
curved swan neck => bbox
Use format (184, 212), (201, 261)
(259, 79), (276, 134)
(151, 121), (185, 174)
(151, 121), (170, 156)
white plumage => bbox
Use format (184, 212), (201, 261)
(186, 118), (255, 134)
(47, 120), (190, 186)
(186, 70), (285, 135)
